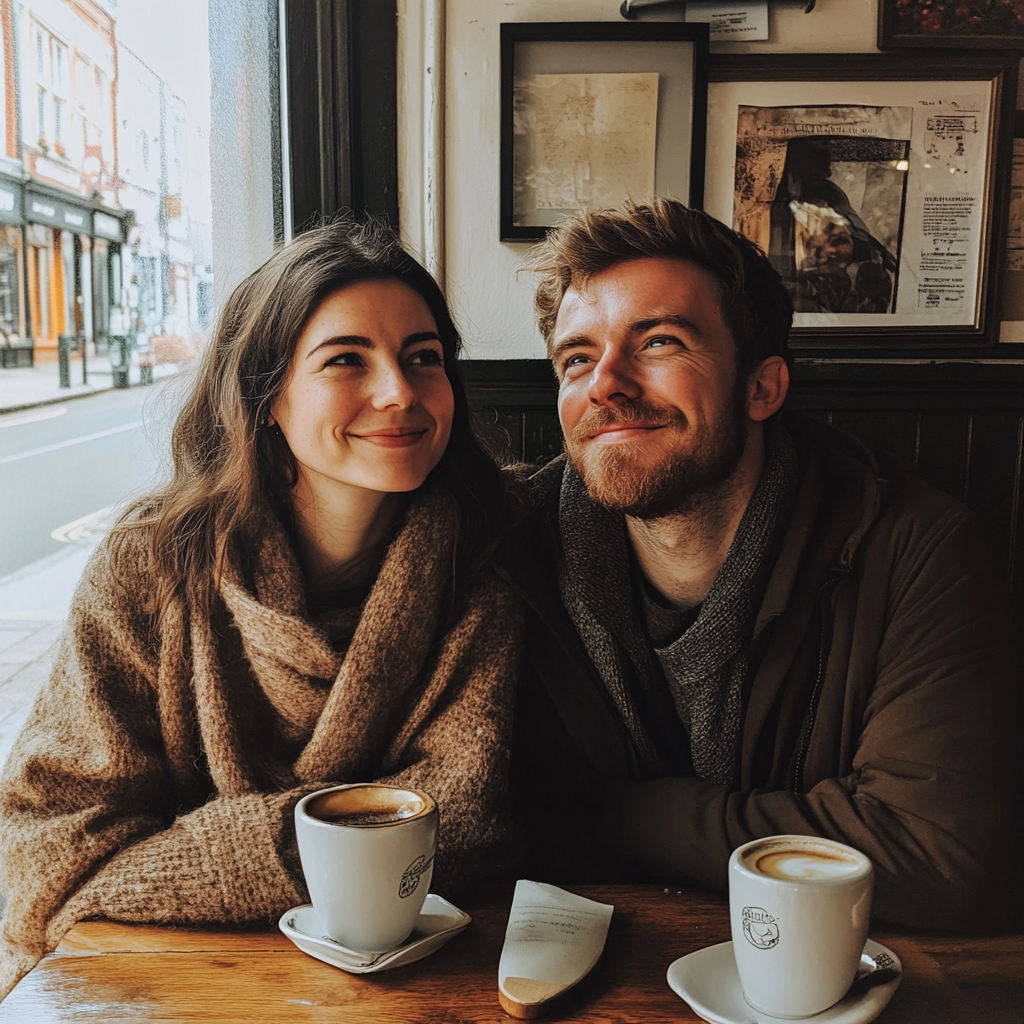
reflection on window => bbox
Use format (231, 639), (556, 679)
(3, 0), (281, 362)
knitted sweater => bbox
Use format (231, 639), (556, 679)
(0, 488), (521, 1000)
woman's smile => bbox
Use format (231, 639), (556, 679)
(271, 278), (455, 499)
(348, 425), (430, 447)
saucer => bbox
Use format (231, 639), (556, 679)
(278, 894), (471, 974)
(666, 939), (902, 1024)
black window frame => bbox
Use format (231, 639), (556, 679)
(284, 0), (398, 235)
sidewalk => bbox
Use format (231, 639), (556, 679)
(0, 542), (101, 770)
(0, 353), (180, 413)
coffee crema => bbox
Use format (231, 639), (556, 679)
(743, 842), (862, 882)
(304, 784), (433, 829)
(314, 808), (417, 827)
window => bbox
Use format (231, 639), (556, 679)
(36, 86), (46, 141)
(35, 28), (44, 78)
(53, 97), (63, 145)
(53, 41), (66, 94)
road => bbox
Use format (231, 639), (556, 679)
(0, 383), (182, 579)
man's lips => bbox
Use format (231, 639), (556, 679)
(349, 426), (430, 448)
(586, 423), (666, 443)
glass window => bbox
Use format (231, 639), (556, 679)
(2, 2), (288, 779)
(53, 40), (66, 94)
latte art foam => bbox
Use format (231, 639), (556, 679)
(754, 849), (860, 880)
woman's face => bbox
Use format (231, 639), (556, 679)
(270, 279), (454, 500)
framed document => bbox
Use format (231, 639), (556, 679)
(705, 53), (1018, 349)
(500, 22), (709, 241)
(879, 0), (1024, 50)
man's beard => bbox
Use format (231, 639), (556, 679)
(564, 386), (749, 520)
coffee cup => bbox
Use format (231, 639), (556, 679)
(294, 783), (439, 953)
(728, 835), (873, 1019)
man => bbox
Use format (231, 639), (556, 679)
(504, 198), (1021, 930)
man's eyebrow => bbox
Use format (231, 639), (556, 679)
(550, 335), (596, 359)
(306, 331), (441, 359)
(630, 313), (703, 336)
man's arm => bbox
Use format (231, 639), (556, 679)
(602, 508), (1023, 931)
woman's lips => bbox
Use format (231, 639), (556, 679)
(350, 427), (429, 448)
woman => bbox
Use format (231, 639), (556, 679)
(0, 220), (521, 998)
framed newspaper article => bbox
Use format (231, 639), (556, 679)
(500, 22), (709, 241)
(706, 53), (1018, 349)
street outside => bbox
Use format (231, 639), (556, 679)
(0, 379), (182, 774)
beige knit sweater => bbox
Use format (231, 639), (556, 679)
(0, 488), (521, 1000)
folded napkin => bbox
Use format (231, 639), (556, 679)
(497, 880), (614, 1019)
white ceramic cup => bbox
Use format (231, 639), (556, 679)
(728, 834), (873, 1019)
(295, 783), (439, 953)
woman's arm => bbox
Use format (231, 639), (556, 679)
(0, 543), (310, 999)
(377, 574), (523, 894)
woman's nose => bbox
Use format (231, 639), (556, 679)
(370, 362), (417, 409)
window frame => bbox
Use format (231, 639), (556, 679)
(283, 0), (398, 235)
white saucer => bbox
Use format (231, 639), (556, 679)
(278, 894), (471, 974)
(667, 938), (902, 1024)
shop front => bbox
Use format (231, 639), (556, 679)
(22, 186), (126, 360)
(0, 174), (29, 367)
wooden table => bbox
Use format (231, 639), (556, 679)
(2, 884), (1022, 1023)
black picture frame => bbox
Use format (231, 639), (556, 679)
(499, 22), (709, 242)
(879, 1), (1024, 50)
(705, 52), (1018, 351)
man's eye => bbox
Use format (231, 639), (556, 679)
(565, 354), (590, 368)
(409, 349), (443, 367)
(647, 336), (678, 349)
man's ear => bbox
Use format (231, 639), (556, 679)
(746, 356), (789, 423)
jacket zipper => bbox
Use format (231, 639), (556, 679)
(792, 573), (841, 793)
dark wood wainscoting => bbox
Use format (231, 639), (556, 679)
(463, 359), (1024, 601)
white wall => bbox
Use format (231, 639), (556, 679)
(437, 0), (882, 359)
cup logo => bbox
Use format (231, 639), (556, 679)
(742, 906), (780, 949)
(399, 854), (434, 898)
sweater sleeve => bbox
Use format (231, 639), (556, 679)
(0, 543), (309, 1000)
(602, 510), (1023, 931)
(377, 575), (523, 895)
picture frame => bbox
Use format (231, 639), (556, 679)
(706, 53), (1018, 350)
(878, 0), (1024, 50)
(500, 22), (709, 242)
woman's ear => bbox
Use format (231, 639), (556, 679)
(746, 356), (789, 423)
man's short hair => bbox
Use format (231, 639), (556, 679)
(528, 197), (794, 375)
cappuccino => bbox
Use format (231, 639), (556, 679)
(295, 783), (438, 952)
(305, 786), (429, 828)
(745, 840), (862, 882)
(729, 835), (873, 1018)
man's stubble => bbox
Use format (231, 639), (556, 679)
(564, 375), (750, 522)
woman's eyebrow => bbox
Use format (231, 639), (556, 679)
(306, 331), (442, 360)
(401, 331), (442, 349)
(306, 335), (373, 359)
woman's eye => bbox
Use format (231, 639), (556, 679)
(325, 351), (364, 368)
(408, 349), (443, 367)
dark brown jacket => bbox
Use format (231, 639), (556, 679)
(502, 416), (1022, 931)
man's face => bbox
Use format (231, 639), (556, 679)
(553, 257), (752, 519)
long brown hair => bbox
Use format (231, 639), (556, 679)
(115, 218), (505, 622)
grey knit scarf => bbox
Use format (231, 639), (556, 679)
(559, 425), (799, 785)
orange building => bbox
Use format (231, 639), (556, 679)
(7, 0), (128, 357)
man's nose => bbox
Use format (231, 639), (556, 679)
(587, 348), (641, 405)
